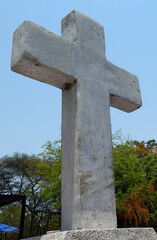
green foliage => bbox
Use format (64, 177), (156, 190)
(0, 133), (156, 239)
(36, 140), (61, 209)
(113, 133), (157, 230)
(0, 152), (61, 239)
(38, 135), (157, 230)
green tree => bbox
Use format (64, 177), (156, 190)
(34, 140), (61, 230)
(0, 153), (57, 238)
(36, 135), (157, 230)
(113, 134), (157, 230)
(36, 140), (61, 209)
(0, 134), (156, 238)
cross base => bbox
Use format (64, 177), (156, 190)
(24, 228), (157, 240)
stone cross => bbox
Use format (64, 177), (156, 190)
(11, 10), (142, 230)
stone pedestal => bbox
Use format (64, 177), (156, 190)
(24, 228), (157, 240)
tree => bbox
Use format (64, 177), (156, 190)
(113, 133), (157, 230)
(36, 136), (157, 230)
(0, 153), (57, 238)
(0, 134), (156, 238)
(36, 140), (61, 209)
(34, 140), (61, 230)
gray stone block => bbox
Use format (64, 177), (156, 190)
(11, 10), (142, 231)
(23, 228), (157, 240)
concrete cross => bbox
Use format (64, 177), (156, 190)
(11, 10), (142, 230)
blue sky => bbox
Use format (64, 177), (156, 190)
(0, 0), (157, 157)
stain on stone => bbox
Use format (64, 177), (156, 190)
(63, 79), (76, 91)
(80, 171), (93, 196)
(35, 63), (40, 67)
(93, 155), (98, 161)
(77, 138), (81, 148)
(64, 83), (73, 90)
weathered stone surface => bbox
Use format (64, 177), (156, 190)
(11, 10), (142, 231)
(61, 11), (142, 231)
(24, 229), (157, 240)
(11, 21), (76, 89)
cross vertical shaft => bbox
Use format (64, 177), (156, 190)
(62, 87), (116, 229)
(61, 11), (117, 230)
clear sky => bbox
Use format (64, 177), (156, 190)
(0, 0), (157, 157)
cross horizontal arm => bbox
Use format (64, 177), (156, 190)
(11, 21), (76, 89)
(105, 61), (142, 112)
